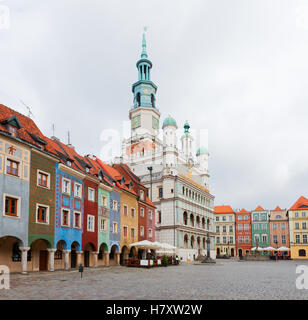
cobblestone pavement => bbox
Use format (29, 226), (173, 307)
(1, 259), (308, 300)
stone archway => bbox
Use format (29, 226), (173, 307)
(30, 238), (51, 272)
(129, 246), (137, 258)
(190, 214), (194, 227)
(183, 212), (188, 225)
(70, 241), (81, 268)
(0, 236), (25, 273)
(83, 242), (96, 267)
(238, 249), (243, 257)
(120, 245), (129, 265)
(109, 244), (120, 266)
(191, 235), (195, 249)
(184, 234), (189, 249)
(54, 240), (67, 270)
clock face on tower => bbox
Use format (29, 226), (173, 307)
(132, 115), (141, 129)
(152, 116), (159, 129)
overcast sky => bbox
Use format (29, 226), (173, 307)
(1, 0), (308, 211)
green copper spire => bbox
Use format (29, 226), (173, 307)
(141, 32), (148, 58)
(184, 120), (190, 135)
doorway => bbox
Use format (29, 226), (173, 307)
(39, 250), (48, 271)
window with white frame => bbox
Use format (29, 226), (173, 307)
(62, 178), (71, 194)
(74, 183), (82, 198)
(131, 228), (135, 239)
(238, 224), (242, 231)
(216, 237), (220, 244)
(244, 224), (249, 231)
(281, 235), (286, 244)
(61, 209), (70, 227)
(140, 226), (144, 237)
(37, 170), (50, 189)
(113, 201), (118, 211)
(123, 205), (128, 216)
(88, 188), (95, 201)
(140, 190), (144, 200)
(303, 222), (307, 229)
(74, 212), (81, 228)
(113, 222), (118, 233)
(123, 226), (128, 237)
(36, 204), (49, 224)
(6, 158), (20, 177)
(87, 215), (95, 232)
(149, 210), (152, 220)
(131, 208), (135, 218)
(99, 218), (107, 231)
(3, 194), (21, 218)
(102, 195), (107, 208)
(223, 236), (227, 244)
(148, 229), (152, 238)
(222, 226), (226, 233)
(238, 236), (243, 243)
(245, 236), (249, 243)
(216, 226), (220, 232)
(262, 234), (267, 243)
(303, 235), (308, 244)
(140, 208), (144, 217)
(295, 222), (300, 230)
(296, 234), (300, 244)
(281, 223), (286, 230)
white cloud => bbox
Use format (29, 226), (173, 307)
(0, 0), (307, 210)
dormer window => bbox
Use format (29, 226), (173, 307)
(9, 125), (16, 137)
(67, 160), (72, 166)
(37, 143), (44, 150)
(86, 167), (90, 173)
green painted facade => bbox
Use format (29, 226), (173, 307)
(28, 150), (57, 248)
(97, 186), (110, 252)
(251, 210), (270, 249)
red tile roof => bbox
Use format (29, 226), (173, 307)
(0, 104), (53, 152)
(273, 206), (282, 211)
(289, 196), (308, 211)
(214, 205), (234, 214)
(238, 208), (248, 213)
(254, 205), (264, 211)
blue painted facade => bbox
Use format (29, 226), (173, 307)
(0, 137), (30, 247)
(109, 189), (121, 253)
(54, 163), (83, 251)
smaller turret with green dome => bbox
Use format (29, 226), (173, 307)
(162, 115), (177, 128)
(196, 146), (209, 156)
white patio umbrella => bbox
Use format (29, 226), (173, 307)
(129, 240), (161, 250)
(277, 246), (290, 251)
(263, 247), (276, 251)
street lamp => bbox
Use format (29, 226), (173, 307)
(147, 166), (153, 201)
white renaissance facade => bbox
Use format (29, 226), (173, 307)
(115, 33), (215, 261)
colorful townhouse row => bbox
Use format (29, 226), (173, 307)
(215, 197), (308, 260)
(0, 104), (155, 273)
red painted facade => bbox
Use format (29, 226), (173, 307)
(235, 208), (252, 257)
(82, 178), (98, 252)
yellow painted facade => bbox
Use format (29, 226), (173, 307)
(120, 189), (138, 255)
(289, 208), (308, 259)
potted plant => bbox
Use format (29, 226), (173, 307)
(162, 255), (168, 267)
